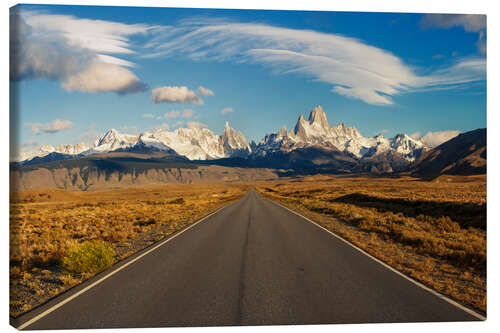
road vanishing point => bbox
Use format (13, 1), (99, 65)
(13, 189), (483, 330)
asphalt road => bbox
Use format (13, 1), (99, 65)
(16, 189), (481, 329)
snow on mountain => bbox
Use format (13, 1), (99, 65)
(15, 105), (425, 164)
(153, 127), (225, 160)
(219, 121), (252, 157)
(17, 143), (90, 162)
(255, 105), (426, 161)
(19, 122), (251, 162)
(133, 132), (178, 153)
(92, 128), (139, 152)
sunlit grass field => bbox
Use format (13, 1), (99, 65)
(10, 174), (486, 317)
(9, 183), (250, 317)
(256, 174), (486, 314)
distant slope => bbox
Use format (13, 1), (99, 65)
(10, 152), (278, 191)
(200, 146), (358, 176)
(407, 128), (486, 178)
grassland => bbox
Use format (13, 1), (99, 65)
(10, 173), (487, 318)
(256, 174), (486, 314)
(10, 183), (250, 317)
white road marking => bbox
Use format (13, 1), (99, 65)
(262, 194), (486, 321)
(16, 197), (244, 330)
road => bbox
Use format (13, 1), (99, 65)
(15, 189), (481, 329)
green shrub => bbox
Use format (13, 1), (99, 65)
(63, 241), (115, 274)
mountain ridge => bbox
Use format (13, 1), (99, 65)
(15, 105), (483, 178)
(16, 105), (428, 164)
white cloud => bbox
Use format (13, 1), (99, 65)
(197, 86), (214, 96)
(11, 10), (148, 94)
(152, 86), (203, 104)
(26, 119), (73, 135)
(156, 116), (162, 120)
(96, 54), (135, 67)
(44, 119), (73, 133)
(22, 11), (152, 54)
(414, 130), (461, 148)
(164, 111), (180, 118)
(415, 58), (486, 90)
(221, 107), (233, 115)
(143, 113), (155, 118)
(410, 131), (422, 140)
(182, 109), (193, 118)
(420, 14), (486, 32)
(62, 62), (147, 94)
(187, 121), (208, 128)
(145, 20), (485, 105)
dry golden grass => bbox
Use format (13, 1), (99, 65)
(256, 174), (486, 314)
(10, 183), (249, 317)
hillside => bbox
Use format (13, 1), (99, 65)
(10, 152), (278, 191)
(407, 128), (486, 178)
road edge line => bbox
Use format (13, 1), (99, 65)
(262, 194), (486, 321)
(16, 195), (245, 330)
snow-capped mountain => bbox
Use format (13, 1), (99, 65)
(15, 105), (426, 167)
(17, 143), (90, 162)
(254, 105), (426, 161)
(220, 121), (252, 157)
(17, 122), (252, 163)
(91, 129), (139, 152)
(153, 127), (225, 160)
(91, 123), (251, 160)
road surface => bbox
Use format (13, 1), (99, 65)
(14, 189), (481, 329)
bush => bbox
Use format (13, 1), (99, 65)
(63, 241), (115, 274)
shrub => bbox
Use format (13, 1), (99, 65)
(63, 241), (115, 274)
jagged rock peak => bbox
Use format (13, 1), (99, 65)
(279, 125), (287, 137)
(308, 105), (329, 129)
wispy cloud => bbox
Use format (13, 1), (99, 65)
(420, 14), (486, 54)
(11, 10), (486, 105)
(143, 113), (155, 118)
(420, 14), (486, 32)
(152, 86), (203, 104)
(221, 107), (233, 115)
(26, 119), (73, 135)
(197, 86), (214, 96)
(144, 20), (486, 105)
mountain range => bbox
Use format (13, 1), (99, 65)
(11, 106), (486, 191)
(16, 106), (426, 166)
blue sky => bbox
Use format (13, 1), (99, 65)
(10, 4), (486, 155)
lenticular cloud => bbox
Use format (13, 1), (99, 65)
(145, 20), (486, 105)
